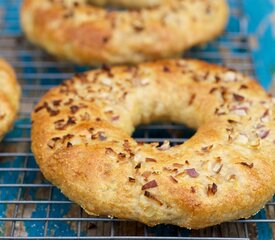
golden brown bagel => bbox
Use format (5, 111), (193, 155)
(31, 59), (275, 229)
(0, 59), (21, 141)
(21, 0), (229, 65)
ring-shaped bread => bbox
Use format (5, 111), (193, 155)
(0, 59), (21, 141)
(21, 0), (229, 65)
(32, 59), (275, 229)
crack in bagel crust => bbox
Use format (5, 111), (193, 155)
(0, 59), (21, 141)
(31, 59), (275, 229)
(21, 0), (229, 65)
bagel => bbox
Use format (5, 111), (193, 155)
(31, 59), (275, 229)
(0, 59), (21, 141)
(21, 0), (229, 65)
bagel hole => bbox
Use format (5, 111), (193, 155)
(132, 122), (196, 146)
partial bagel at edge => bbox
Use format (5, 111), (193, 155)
(0, 59), (21, 141)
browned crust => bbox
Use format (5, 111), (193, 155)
(31, 59), (275, 229)
(21, 0), (229, 65)
(0, 59), (21, 140)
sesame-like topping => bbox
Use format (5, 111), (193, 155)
(163, 66), (170, 72)
(144, 191), (163, 206)
(123, 140), (131, 152)
(158, 140), (170, 151)
(62, 134), (74, 142)
(239, 84), (248, 90)
(34, 102), (47, 113)
(249, 136), (261, 149)
(188, 94), (196, 106)
(47, 137), (61, 149)
(141, 171), (151, 180)
(213, 163), (223, 174)
(163, 166), (178, 173)
(142, 180), (158, 190)
(54, 119), (65, 130)
(230, 104), (249, 116)
(190, 186), (196, 193)
(80, 112), (90, 121)
(52, 100), (62, 106)
(207, 183), (217, 196)
(92, 131), (107, 141)
(260, 110), (269, 123)
(54, 116), (76, 130)
(228, 174), (236, 181)
(105, 147), (115, 155)
(170, 176), (178, 183)
(209, 87), (217, 94)
(227, 119), (239, 124)
(238, 162), (254, 168)
(111, 115), (120, 121)
(185, 168), (199, 178)
(258, 129), (270, 139)
(46, 104), (59, 116)
(224, 71), (237, 82)
(236, 133), (249, 144)
(135, 162), (141, 169)
(173, 163), (184, 168)
(145, 157), (157, 163)
(118, 152), (126, 160)
(70, 105), (80, 114)
(201, 144), (213, 153)
(64, 98), (73, 106)
(128, 177), (135, 183)
(233, 94), (245, 102)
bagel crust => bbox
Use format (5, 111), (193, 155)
(21, 0), (228, 65)
(0, 59), (21, 141)
(31, 59), (275, 229)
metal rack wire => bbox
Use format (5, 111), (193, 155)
(0, 0), (274, 239)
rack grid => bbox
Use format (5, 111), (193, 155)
(0, 0), (274, 239)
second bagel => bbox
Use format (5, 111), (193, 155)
(21, 0), (229, 65)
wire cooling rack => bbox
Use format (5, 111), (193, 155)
(0, 0), (274, 239)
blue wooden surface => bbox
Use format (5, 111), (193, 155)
(243, 2), (275, 238)
(0, 0), (274, 238)
(244, 0), (275, 89)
